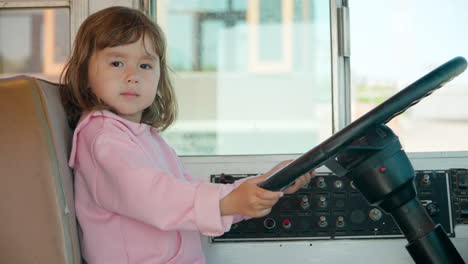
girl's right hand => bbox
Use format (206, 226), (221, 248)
(220, 175), (283, 218)
(220, 160), (291, 218)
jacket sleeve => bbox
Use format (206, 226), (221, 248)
(182, 169), (253, 224)
(88, 130), (235, 236)
(180, 166), (252, 224)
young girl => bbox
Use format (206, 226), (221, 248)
(60, 6), (314, 264)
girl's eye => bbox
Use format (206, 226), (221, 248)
(111, 61), (123, 67)
(140, 64), (153, 70)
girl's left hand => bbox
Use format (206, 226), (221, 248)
(283, 170), (316, 194)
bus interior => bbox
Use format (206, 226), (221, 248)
(1, 0), (468, 263)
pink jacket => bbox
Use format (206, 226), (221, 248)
(70, 110), (244, 264)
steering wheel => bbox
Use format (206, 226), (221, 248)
(259, 56), (467, 191)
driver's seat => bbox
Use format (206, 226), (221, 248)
(0, 75), (81, 263)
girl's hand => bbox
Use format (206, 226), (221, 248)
(220, 160), (293, 218)
(254, 159), (316, 194)
(283, 170), (316, 194)
(267, 160), (315, 194)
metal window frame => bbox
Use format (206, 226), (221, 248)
(331, 0), (351, 132)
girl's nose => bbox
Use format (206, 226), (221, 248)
(126, 67), (139, 83)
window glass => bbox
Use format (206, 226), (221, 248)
(350, 0), (468, 152)
(0, 8), (70, 82)
(158, 0), (332, 155)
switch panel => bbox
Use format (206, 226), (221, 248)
(211, 170), (455, 242)
(450, 169), (468, 224)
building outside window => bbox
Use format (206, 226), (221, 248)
(0, 8), (70, 82)
(158, 0), (333, 156)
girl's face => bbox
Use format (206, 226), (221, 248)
(88, 35), (160, 123)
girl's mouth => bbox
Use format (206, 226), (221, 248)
(121, 92), (139, 97)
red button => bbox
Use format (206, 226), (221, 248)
(379, 167), (386, 173)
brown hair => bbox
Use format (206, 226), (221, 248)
(60, 6), (177, 130)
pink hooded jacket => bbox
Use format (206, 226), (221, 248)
(70, 110), (244, 264)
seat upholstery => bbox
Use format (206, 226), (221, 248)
(0, 75), (81, 263)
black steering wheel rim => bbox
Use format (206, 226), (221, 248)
(259, 56), (467, 191)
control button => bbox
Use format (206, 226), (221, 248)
(316, 177), (327, 188)
(336, 216), (345, 228)
(282, 219), (292, 229)
(300, 195), (310, 210)
(318, 216), (328, 228)
(263, 218), (276, 230)
(334, 180), (343, 189)
(421, 174), (431, 186)
(369, 208), (383, 221)
(425, 202), (440, 216)
(318, 195), (327, 208)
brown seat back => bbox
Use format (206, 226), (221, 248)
(0, 75), (81, 263)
